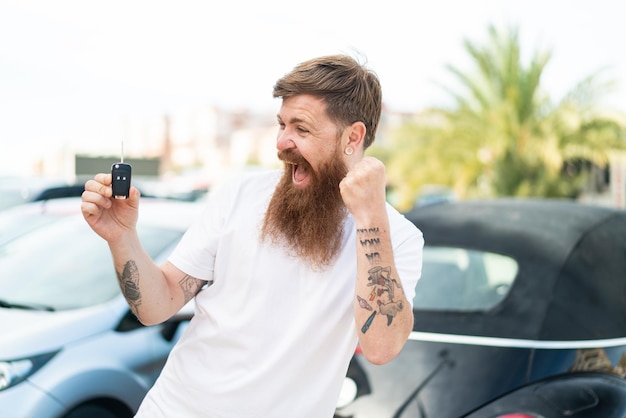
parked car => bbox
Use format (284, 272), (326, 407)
(0, 175), (207, 212)
(0, 197), (204, 418)
(0, 177), (86, 211)
(336, 198), (626, 418)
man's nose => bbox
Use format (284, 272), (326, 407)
(276, 130), (296, 151)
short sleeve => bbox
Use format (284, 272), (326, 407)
(388, 207), (424, 308)
(167, 179), (236, 282)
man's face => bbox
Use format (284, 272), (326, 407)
(274, 94), (347, 188)
(261, 95), (350, 268)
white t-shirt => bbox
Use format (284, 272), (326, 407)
(135, 170), (423, 418)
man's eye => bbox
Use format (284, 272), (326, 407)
(297, 126), (309, 133)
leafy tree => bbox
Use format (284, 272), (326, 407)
(377, 24), (626, 209)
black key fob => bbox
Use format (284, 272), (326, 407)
(111, 162), (132, 199)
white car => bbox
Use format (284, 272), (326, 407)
(0, 197), (203, 418)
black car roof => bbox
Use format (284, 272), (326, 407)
(405, 198), (626, 341)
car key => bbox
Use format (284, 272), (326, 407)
(111, 140), (132, 199)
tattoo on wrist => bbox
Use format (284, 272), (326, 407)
(116, 260), (141, 314)
(357, 227), (382, 265)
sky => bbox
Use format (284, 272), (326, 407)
(1, 0), (625, 176)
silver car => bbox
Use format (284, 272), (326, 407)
(0, 197), (203, 418)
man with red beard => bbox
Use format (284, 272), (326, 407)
(81, 54), (424, 417)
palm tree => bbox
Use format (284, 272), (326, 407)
(377, 24), (625, 207)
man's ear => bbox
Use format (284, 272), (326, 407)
(345, 121), (366, 151)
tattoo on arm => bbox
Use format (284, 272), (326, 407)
(115, 262), (203, 318)
(358, 266), (404, 333)
(357, 227), (382, 266)
(356, 227), (406, 333)
(179, 274), (204, 303)
(116, 260), (141, 315)
(357, 263), (406, 334)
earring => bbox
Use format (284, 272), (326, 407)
(344, 147), (354, 156)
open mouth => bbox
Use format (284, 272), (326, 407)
(291, 162), (310, 187)
(279, 150), (311, 188)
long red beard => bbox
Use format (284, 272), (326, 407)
(261, 149), (348, 269)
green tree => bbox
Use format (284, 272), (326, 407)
(377, 25), (626, 208)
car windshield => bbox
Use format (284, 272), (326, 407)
(0, 216), (182, 310)
(413, 246), (518, 311)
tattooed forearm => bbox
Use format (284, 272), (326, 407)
(356, 226), (408, 333)
(179, 274), (203, 303)
(116, 260), (142, 314)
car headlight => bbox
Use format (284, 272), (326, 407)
(0, 352), (57, 391)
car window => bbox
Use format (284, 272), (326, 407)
(413, 246), (518, 311)
(0, 217), (182, 310)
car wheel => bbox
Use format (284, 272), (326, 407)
(62, 404), (127, 418)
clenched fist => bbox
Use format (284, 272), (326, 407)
(339, 157), (388, 223)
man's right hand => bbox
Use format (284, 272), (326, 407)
(81, 172), (141, 243)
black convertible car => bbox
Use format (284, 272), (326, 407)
(336, 198), (626, 418)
